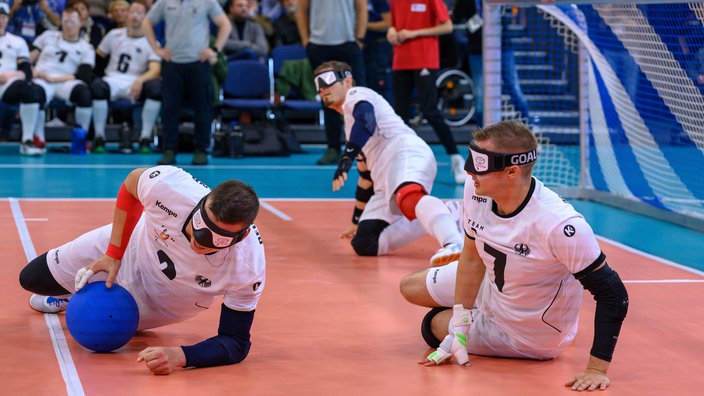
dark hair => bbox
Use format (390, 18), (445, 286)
(207, 180), (260, 226)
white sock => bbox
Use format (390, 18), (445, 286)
(19, 103), (39, 142)
(140, 99), (161, 140)
(35, 110), (46, 142)
(92, 100), (108, 138)
(75, 107), (92, 131)
(377, 218), (428, 255)
(415, 195), (463, 247)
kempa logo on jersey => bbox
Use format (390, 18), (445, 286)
(155, 200), (178, 217)
(472, 195), (487, 203)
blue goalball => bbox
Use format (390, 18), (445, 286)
(66, 281), (140, 353)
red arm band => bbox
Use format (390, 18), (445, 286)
(106, 183), (144, 259)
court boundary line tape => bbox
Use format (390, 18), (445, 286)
(259, 200), (292, 221)
(9, 198), (85, 396)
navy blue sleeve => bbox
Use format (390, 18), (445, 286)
(348, 101), (377, 148)
(180, 304), (254, 367)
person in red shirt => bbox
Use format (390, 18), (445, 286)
(388, 0), (465, 184)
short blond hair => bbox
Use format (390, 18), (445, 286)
(108, 0), (130, 13)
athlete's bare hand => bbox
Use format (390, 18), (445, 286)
(332, 172), (348, 191)
(137, 346), (186, 375)
(565, 368), (610, 391)
(339, 223), (357, 239)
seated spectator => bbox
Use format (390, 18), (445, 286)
(272, 0), (300, 47)
(260, 0), (282, 21)
(224, 0), (269, 61)
(8, 0), (64, 45)
(18, 6), (94, 155)
(90, 0), (162, 154)
(0, 3), (35, 147)
(70, 0), (106, 48)
(107, 0), (129, 29)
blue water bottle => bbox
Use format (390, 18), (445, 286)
(71, 125), (87, 155)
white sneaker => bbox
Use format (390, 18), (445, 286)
(445, 200), (464, 235)
(451, 154), (467, 184)
(430, 242), (463, 267)
(20, 140), (45, 156)
(29, 294), (70, 313)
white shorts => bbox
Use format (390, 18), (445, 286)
(0, 76), (22, 98)
(360, 135), (437, 223)
(33, 78), (86, 105)
(425, 262), (559, 360)
(103, 75), (136, 101)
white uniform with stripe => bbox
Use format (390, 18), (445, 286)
(341, 86), (437, 223)
(46, 166), (266, 331)
(32, 31), (95, 103)
(97, 28), (160, 101)
(0, 31), (30, 97)
(426, 177), (603, 359)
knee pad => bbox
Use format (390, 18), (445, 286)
(394, 182), (427, 221)
(21, 83), (46, 106)
(19, 252), (70, 296)
(350, 219), (389, 256)
(1, 79), (28, 103)
(421, 307), (450, 348)
(90, 79), (110, 101)
(70, 84), (92, 107)
(142, 79), (162, 101)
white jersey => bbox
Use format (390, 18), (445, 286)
(47, 166), (266, 330)
(462, 177), (602, 352)
(341, 86), (437, 219)
(0, 31), (30, 72)
(98, 28), (160, 81)
(33, 31), (95, 77)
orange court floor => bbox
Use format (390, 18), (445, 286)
(2, 198), (704, 396)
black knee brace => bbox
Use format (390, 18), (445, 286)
(21, 82), (46, 107)
(142, 79), (162, 101)
(90, 78), (111, 101)
(421, 307), (450, 348)
(70, 84), (92, 107)
(350, 219), (389, 256)
(18, 252), (71, 296)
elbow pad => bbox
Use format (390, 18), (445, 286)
(75, 64), (94, 84)
(578, 263), (629, 362)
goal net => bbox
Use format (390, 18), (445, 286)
(482, 0), (704, 226)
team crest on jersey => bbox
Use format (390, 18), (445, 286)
(153, 226), (175, 247)
(195, 275), (212, 288)
(514, 243), (531, 256)
(253, 281), (262, 291)
(149, 170), (161, 178)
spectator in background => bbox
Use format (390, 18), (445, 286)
(364, 0), (392, 104)
(259, 0), (282, 21)
(107, 0), (129, 29)
(18, 6), (94, 156)
(86, 0), (107, 17)
(224, 0), (269, 61)
(8, 0), (64, 45)
(70, 0), (106, 48)
(247, 0), (274, 48)
(271, 0), (300, 47)
(387, 0), (465, 185)
(452, 0), (483, 126)
(297, 0), (368, 165)
(143, 0), (232, 166)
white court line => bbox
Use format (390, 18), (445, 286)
(260, 200), (292, 221)
(9, 198), (85, 396)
